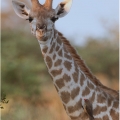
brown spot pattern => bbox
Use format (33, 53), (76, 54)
(101, 106), (107, 112)
(110, 109), (119, 120)
(103, 115), (109, 120)
(64, 61), (72, 71)
(50, 69), (62, 77)
(74, 62), (79, 73)
(49, 42), (55, 54)
(58, 31), (107, 88)
(113, 100), (119, 109)
(53, 54), (56, 60)
(49, 47), (54, 54)
(68, 99), (82, 113)
(71, 87), (80, 99)
(89, 92), (95, 102)
(56, 45), (60, 51)
(61, 91), (70, 104)
(107, 97), (112, 107)
(63, 74), (71, 82)
(58, 49), (63, 57)
(103, 92), (107, 98)
(54, 59), (62, 67)
(82, 86), (90, 96)
(55, 78), (64, 89)
(42, 47), (48, 53)
(72, 72), (78, 83)
(55, 74), (71, 89)
(57, 38), (62, 45)
(93, 106), (107, 116)
(97, 87), (101, 93)
(45, 56), (52, 69)
(64, 53), (72, 60)
(97, 94), (106, 103)
(87, 81), (94, 89)
(63, 46), (68, 53)
(93, 105), (101, 116)
(80, 73), (85, 86)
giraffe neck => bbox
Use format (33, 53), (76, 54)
(37, 30), (119, 119)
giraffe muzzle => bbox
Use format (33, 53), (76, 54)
(36, 27), (48, 41)
(36, 27), (44, 35)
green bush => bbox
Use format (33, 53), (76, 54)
(1, 30), (50, 97)
(77, 38), (119, 80)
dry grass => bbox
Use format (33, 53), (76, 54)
(1, 74), (119, 120)
(1, 83), (70, 120)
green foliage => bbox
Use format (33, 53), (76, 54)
(0, 92), (9, 109)
(1, 30), (50, 97)
(77, 38), (119, 80)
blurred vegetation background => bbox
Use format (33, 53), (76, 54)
(1, 1), (119, 120)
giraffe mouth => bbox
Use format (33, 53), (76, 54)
(36, 30), (48, 41)
(38, 35), (45, 39)
(40, 36), (48, 41)
(36, 29), (45, 39)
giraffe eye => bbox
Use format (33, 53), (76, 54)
(28, 17), (33, 23)
(51, 17), (58, 23)
(26, 17), (33, 23)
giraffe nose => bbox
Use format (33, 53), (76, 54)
(36, 24), (46, 37)
(37, 25), (46, 35)
(37, 24), (46, 30)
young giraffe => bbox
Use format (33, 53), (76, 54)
(12, 0), (119, 120)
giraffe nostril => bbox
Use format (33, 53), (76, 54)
(39, 26), (43, 29)
(37, 24), (46, 30)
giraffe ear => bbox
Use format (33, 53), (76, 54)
(12, 0), (30, 19)
(55, 0), (72, 18)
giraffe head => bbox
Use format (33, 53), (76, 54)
(12, 0), (72, 42)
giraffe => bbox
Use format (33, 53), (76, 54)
(12, 0), (119, 120)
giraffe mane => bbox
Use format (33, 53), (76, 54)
(57, 31), (119, 98)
